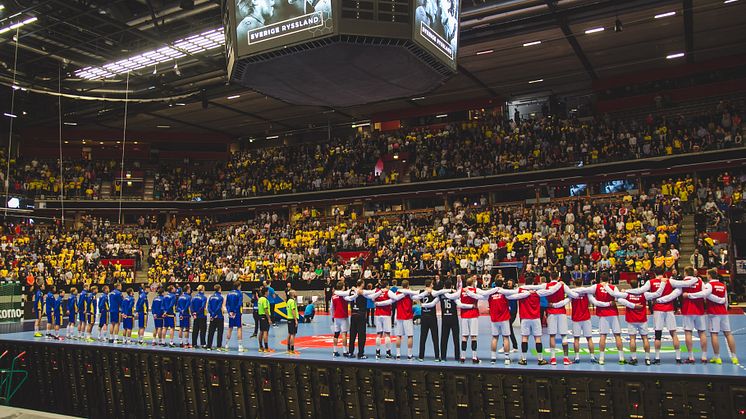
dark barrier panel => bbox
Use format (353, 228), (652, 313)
(2, 340), (745, 418)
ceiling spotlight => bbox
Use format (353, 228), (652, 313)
(173, 61), (181, 76)
(666, 52), (685, 59)
(584, 27), (605, 34)
(152, 64), (157, 75)
(654, 11), (676, 19)
(614, 18), (623, 32)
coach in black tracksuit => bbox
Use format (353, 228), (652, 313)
(418, 280), (440, 361)
(439, 280), (460, 362)
(348, 284), (369, 359)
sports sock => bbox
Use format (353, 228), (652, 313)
(600, 351), (605, 362)
(550, 348), (555, 359)
(407, 347), (413, 357)
(655, 348), (661, 359)
(688, 350), (693, 360)
(618, 351), (624, 361)
(384, 336), (391, 351)
(536, 343), (543, 360)
(675, 349), (681, 360)
(491, 350), (497, 360)
(521, 342), (529, 360)
(471, 340), (477, 358)
(396, 348), (401, 357)
(375, 336), (381, 350)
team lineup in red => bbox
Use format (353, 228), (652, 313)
(328, 266), (738, 367)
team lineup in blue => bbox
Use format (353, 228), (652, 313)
(30, 266), (739, 368)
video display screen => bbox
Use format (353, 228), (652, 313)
(413, 0), (459, 68)
(233, 0), (333, 56)
(601, 179), (636, 194)
(569, 184), (587, 197)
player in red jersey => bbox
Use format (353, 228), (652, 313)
(459, 276), (483, 364)
(605, 279), (664, 365)
(576, 274), (627, 365)
(330, 281), (350, 357)
(684, 269), (738, 365)
(669, 266), (709, 363)
(372, 280), (394, 359)
(511, 276), (563, 366)
(387, 280), (423, 360)
(465, 279), (520, 365)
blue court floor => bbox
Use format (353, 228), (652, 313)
(2, 314), (745, 377)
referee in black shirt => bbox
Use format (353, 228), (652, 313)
(348, 280), (369, 359)
(418, 279), (440, 361)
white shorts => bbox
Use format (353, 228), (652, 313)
(627, 322), (648, 336)
(460, 318), (479, 337)
(374, 315), (392, 334)
(491, 321), (511, 337)
(572, 320), (592, 338)
(598, 316), (621, 335)
(520, 318), (542, 337)
(395, 319), (414, 337)
(331, 317), (349, 333)
(708, 315), (731, 333)
(653, 311), (677, 331)
(682, 315), (706, 332)
(547, 314), (568, 337)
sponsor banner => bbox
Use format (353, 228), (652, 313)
(249, 11), (324, 45)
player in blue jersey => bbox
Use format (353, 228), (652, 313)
(53, 289), (65, 340)
(76, 285), (88, 339)
(33, 284), (45, 337)
(135, 287), (149, 345)
(162, 285), (177, 347)
(151, 287), (165, 346)
(225, 281), (245, 352)
(121, 288), (135, 345)
(108, 282), (123, 344)
(177, 285), (192, 348)
(84, 286), (97, 341)
(190, 285), (208, 348)
(97, 285), (110, 341)
(65, 288), (78, 339)
(44, 286), (55, 339)
(207, 284), (225, 351)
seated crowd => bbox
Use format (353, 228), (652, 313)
(3, 100), (743, 201)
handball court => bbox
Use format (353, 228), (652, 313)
(1, 314), (745, 378)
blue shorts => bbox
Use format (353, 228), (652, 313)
(109, 311), (120, 324)
(46, 313), (53, 323)
(54, 315), (62, 326)
(154, 317), (163, 329)
(78, 311), (86, 322)
(34, 310), (42, 320)
(179, 315), (190, 329)
(228, 313), (241, 328)
(99, 312), (109, 327)
(68, 313), (76, 323)
(86, 313), (95, 324)
(138, 313), (147, 329)
(123, 318), (133, 330)
(164, 316), (175, 329)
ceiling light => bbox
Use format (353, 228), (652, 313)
(63, 122), (77, 126)
(175, 102), (186, 106)
(249, 138), (255, 143)
(75, 27), (224, 80)
(654, 11), (676, 19)
(3, 113), (17, 118)
(157, 125), (171, 128)
(666, 52), (685, 59)
(0, 5), (4, 10)
(724, 0), (738, 3)
(584, 27), (605, 34)
(522, 41), (541, 47)
(116, 141), (121, 144)
(476, 49), (494, 55)
(393, 153), (399, 160)
(351, 121), (371, 128)
(82, 140), (86, 144)
(528, 78), (544, 84)
(133, 141), (138, 144)
(152, 64), (157, 75)
(0, 15), (37, 35)
(436, 114), (448, 118)
(411, 96), (425, 101)
(227, 95), (240, 99)
(99, 141), (104, 145)
(266, 135), (279, 140)
(64, 141), (69, 144)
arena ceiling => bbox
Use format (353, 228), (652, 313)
(0, 0), (745, 140)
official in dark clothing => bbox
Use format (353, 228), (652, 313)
(348, 280), (370, 359)
(418, 279), (440, 361)
(439, 280), (461, 362)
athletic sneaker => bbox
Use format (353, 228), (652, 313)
(376, 352), (381, 360)
(292, 350), (301, 355)
(395, 355), (401, 360)
(573, 359), (580, 364)
(33, 332), (43, 338)
(537, 359), (548, 366)
(675, 359), (683, 364)
(358, 355), (368, 360)
(265, 348), (275, 353)
(332, 351), (339, 357)
(618, 360), (627, 365)
(518, 359), (527, 365)
(651, 359), (661, 365)
(510, 348), (518, 353)
(563, 357), (571, 365)
(407, 355), (414, 361)
(645, 359), (651, 366)
(418, 358), (424, 362)
(498, 348), (504, 353)
(217, 347), (228, 352)
(491, 359), (497, 365)
(598, 359), (605, 365)
(709, 358), (722, 364)
(549, 357), (557, 365)
(732, 357), (740, 365)
(684, 359), (695, 364)
(386, 351), (393, 359)
(472, 358), (480, 364)
(459, 358), (465, 364)
(504, 359), (511, 365)
(590, 357), (598, 364)
(628, 359), (638, 366)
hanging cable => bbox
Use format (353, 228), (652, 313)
(57, 64), (65, 225)
(118, 71), (130, 225)
(4, 27), (20, 218)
